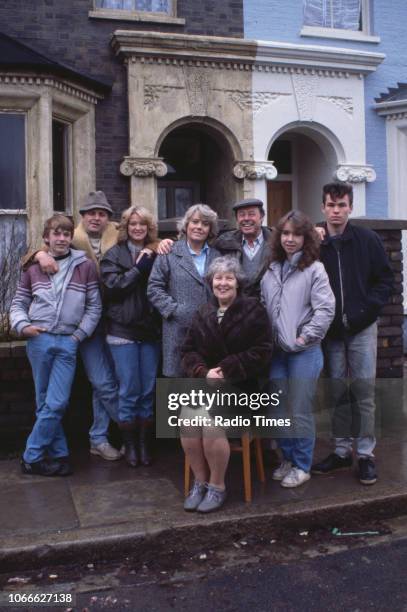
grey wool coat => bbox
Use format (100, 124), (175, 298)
(147, 239), (221, 377)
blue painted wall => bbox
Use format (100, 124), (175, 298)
(244, 1), (407, 218)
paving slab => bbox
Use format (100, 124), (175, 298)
(0, 480), (78, 537)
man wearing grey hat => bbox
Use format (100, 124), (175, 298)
(22, 191), (121, 461)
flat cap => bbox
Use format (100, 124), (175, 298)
(79, 191), (113, 215)
(232, 198), (264, 213)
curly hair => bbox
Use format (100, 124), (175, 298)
(117, 206), (158, 245)
(177, 203), (218, 242)
(271, 210), (320, 271)
(206, 255), (246, 290)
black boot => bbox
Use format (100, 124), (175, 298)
(122, 430), (138, 467)
(138, 419), (153, 466)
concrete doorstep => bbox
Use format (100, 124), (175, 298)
(0, 437), (406, 573)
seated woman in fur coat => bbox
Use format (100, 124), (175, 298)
(180, 256), (272, 514)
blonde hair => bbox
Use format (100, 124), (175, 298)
(118, 206), (158, 244)
(177, 203), (218, 241)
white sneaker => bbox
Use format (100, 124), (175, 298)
(272, 460), (293, 481)
(90, 442), (122, 461)
(281, 467), (311, 488)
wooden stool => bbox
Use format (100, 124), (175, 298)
(184, 432), (266, 503)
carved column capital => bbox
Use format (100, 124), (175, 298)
(120, 157), (168, 178)
(233, 161), (278, 181)
(335, 164), (376, 183)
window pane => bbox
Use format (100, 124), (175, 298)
(52, 120), (69, 212)
(303, 0), (362, 30)
(158, 187), (167, 219)
(96, 0), (170, 12)
(0, 215), (27, 316)
(0, 114), (26, 210)
(174, 188), (193, 217)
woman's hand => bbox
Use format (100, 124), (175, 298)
(295, 336), (306, 346)
(206, 367), (224, 379)
(135, 250), (154, 276)
(135, 248), (153, 263)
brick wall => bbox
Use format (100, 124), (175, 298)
(376, 229), (404, 377)
(0, 0), (243, 217)
(0, 343), (34, 442)
(351, 219), (407, 378)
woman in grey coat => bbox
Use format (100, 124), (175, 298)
(261, 210), (335, 489)
(147, 204), (221, 377)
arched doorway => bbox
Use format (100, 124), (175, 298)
(266, 126), (339, 225)
(157, 122), (239, 221)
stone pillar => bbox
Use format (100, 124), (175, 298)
(120, 157), (168, 216)
(27, 94), (53, 249)
(233, 161), (277, 221)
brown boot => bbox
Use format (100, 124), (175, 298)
(138, 419), (153, 466)
(122, 429), (138, 468)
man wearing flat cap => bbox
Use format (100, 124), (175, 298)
(21, 191), (121, 462)
(212, 198), (272, 298)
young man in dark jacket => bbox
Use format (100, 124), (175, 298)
(312, 183), (393, 485)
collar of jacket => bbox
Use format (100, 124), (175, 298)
(214, 226), (273, 251)
(112, 240), (159, 270)
(64, 248), (88, 266)
(172, 238), (212, 257)
(321, 221), (353, 245)
(171, 239), (212, 284)
(201, 295), (255, 328)
(73, 220), (119, 264)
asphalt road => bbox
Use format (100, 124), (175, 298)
(73, 539), (407, 612)
(1, 517), (407, 612)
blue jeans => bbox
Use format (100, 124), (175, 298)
(80, 331), (119, 446)
(24, 333), (78, 463)
(270, 345), (324, 473)
(323, 322), (377, 458)
(109, 341), (160, 424)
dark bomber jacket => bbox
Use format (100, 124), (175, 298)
(319, 222), (393, 339)
(100, 242), (160, 342)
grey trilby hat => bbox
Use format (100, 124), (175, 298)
(232, 198), (264, 214)
(79, 191), (113, 215)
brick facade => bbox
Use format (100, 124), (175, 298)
(0, 0), (243, 216)
(350, 220), (407, 378)
(376, 229), (405, 377)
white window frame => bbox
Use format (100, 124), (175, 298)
(300, 0), (380, 43)
(89, 0), (185, 25)
(0, 81), (97, 249)
(0, 109), (28, 216)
